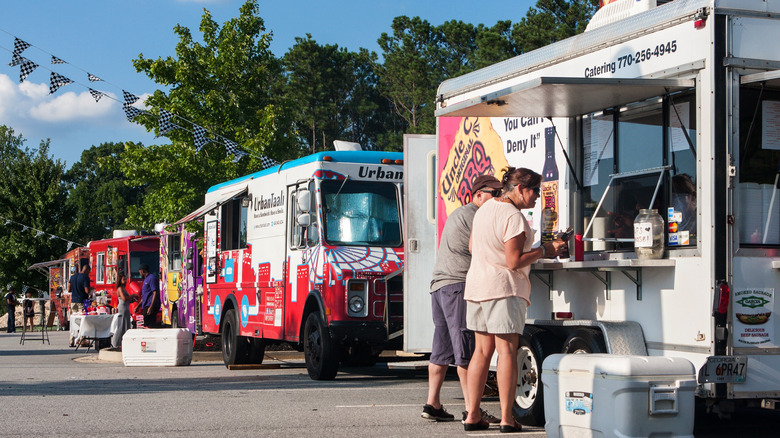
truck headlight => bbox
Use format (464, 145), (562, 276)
(346, 279), (368, 317)
(348, 296), (365, 314)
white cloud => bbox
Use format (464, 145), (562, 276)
(29, 90), (116, 122)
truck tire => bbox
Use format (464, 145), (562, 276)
(247, 338), (266, 364)
(171, 308), (180, 329)
(514, 326), (559, 426)
(304, 312), (339, 380)
(562, 328), (606, 354)
(221, 308), (248, 367)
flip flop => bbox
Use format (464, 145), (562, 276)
(463, 419), (490, 431)
(499, 422), (523, 433)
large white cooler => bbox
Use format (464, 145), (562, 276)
(122, 328), (193, 366)
(542, 354), (695, 438)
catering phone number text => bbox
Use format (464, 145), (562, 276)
(584, 40), (678, 78)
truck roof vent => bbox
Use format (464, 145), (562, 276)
(333, 140), (362, 151)
(585, 0), (657, 32)
(112, 230), (139, 238)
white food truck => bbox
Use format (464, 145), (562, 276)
(404, 0), (780, 423)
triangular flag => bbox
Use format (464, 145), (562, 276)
(192, 125), (212, 151)
(51, 55), (66, 64)
(232, 150), (247, 163)
(49, 72), (73, 94)
(49, 234), (57, 240)
(223, 138), (239, 154)
(123, 104), (144, 122)
(21, 225), (28, 232)
(19, 59), (38, 83)
(89, 89), (105, 103)
(35, 230), (44, 237)
(122, 90), (140, 106)
(4, 219), (10, 225)
(67, 241), (74, 251)
(261, 155), (278, 169)
(158, 109), (180, 136)
(13, 38), (30, 55)
(87, 73), (102, 82)
(9, 52), (23, 67)
(22, 285), (29, 294)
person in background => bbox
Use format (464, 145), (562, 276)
(23, 290), (35, 332)
(462, 167), (566, 433)
(422, 174), (503, 424)
(5, 285), (18, 333)
(139, 264), (160, 328)
(68, 264), (90, 315)
(112, 273), (136, 349)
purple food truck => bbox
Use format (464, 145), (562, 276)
(159, 224), (203, 334)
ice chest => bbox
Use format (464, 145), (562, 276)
(542, 354), (695, 438)
(122, 328), (193, 366)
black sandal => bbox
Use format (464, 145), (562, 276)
(463, 419), (490, 431)
(499, 422), (522, 433)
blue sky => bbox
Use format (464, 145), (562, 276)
(0, 0), (535, 167)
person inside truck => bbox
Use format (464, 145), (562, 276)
(463, 167), (567, 433)
(422, 174), (502, 425)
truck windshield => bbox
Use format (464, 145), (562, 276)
(129, 251), (161, 279)
(320, 180), (401, 247)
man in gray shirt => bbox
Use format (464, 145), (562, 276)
(421, 174), (502, 423)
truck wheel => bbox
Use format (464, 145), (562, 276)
(304, 312), (339, 380)
(562, 328), (606, 354)
(514, 326), (558, 426)
(171, 308), (180, 329)
(221, 308), (248, 367)
(247, 338), (266, 364)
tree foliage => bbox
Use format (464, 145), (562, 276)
(65, 142), (145, 241)
(0, 127), (72, 295)
(512, 0), (599, 53)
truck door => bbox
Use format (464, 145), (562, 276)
(285, 181), (316, 339)
(403, 134), (437, 352)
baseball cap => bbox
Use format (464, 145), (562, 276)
(471, 174), (503, 195)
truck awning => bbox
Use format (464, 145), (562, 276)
(175, 185), (248, 225)
(436, 77), (695, 118)
(741, 70), (780, 89)
(28, 258), (68, 271)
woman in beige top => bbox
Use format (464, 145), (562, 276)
(462, 167), (566, 433)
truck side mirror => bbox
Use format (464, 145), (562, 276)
(297, 190), (311, 213)
(297, 213), (311, 227)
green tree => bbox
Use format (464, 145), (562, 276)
(512, 0), (599, 53)
(0, 126), (72, 298)
(64, 142), (145, 241)
(281, 36), (401, 152)
(124, 0), (291, 228)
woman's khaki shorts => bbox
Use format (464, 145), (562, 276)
(466, 296), (527, 334)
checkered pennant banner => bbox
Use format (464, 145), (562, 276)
(89, 88), (105, 102)
(21, 225), (28, 232)
(222, 138), (239, 154)
(13, 38), (30, 55)
(22, 285), (29, 294)
(35, 230), (44, 237)
(261, 155), (278, 169)
(158, 109), (180, 136)
(122, 90), (140, 106)
(51, 55), (66, 64)
(49, 234), (57, 240)
(192, 124), (212, 151)
(232, 150), (247, 163)
(49, 72), (73, 94)
(67, 241), (74, 251)
(87, 73), (102, 82)
(19, 59), (38, 83)
(9, 52), (23, 67)
(123, 104), (144, 122)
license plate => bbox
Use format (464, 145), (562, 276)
(698, 356), (748, 384)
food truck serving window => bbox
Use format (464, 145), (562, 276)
(738, 84), (780, 246)
(130, 252), (159, 279)
(221, 198), (248, 251)
(582, 91), (697, 251)
(96, 253), (105, 283)
(168, 234), (182, 272)
(320, 180), (401, 247)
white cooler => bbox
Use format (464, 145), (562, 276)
(122, 328), (193, 366)
(542, 354), (695, 438)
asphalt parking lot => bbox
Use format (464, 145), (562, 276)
(1, 330), (779, 437)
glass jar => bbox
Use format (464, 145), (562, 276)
(634, 208), (665, 259)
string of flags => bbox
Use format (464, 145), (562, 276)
(1, 216), (84, 251)
(1, 33), (277, 168)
